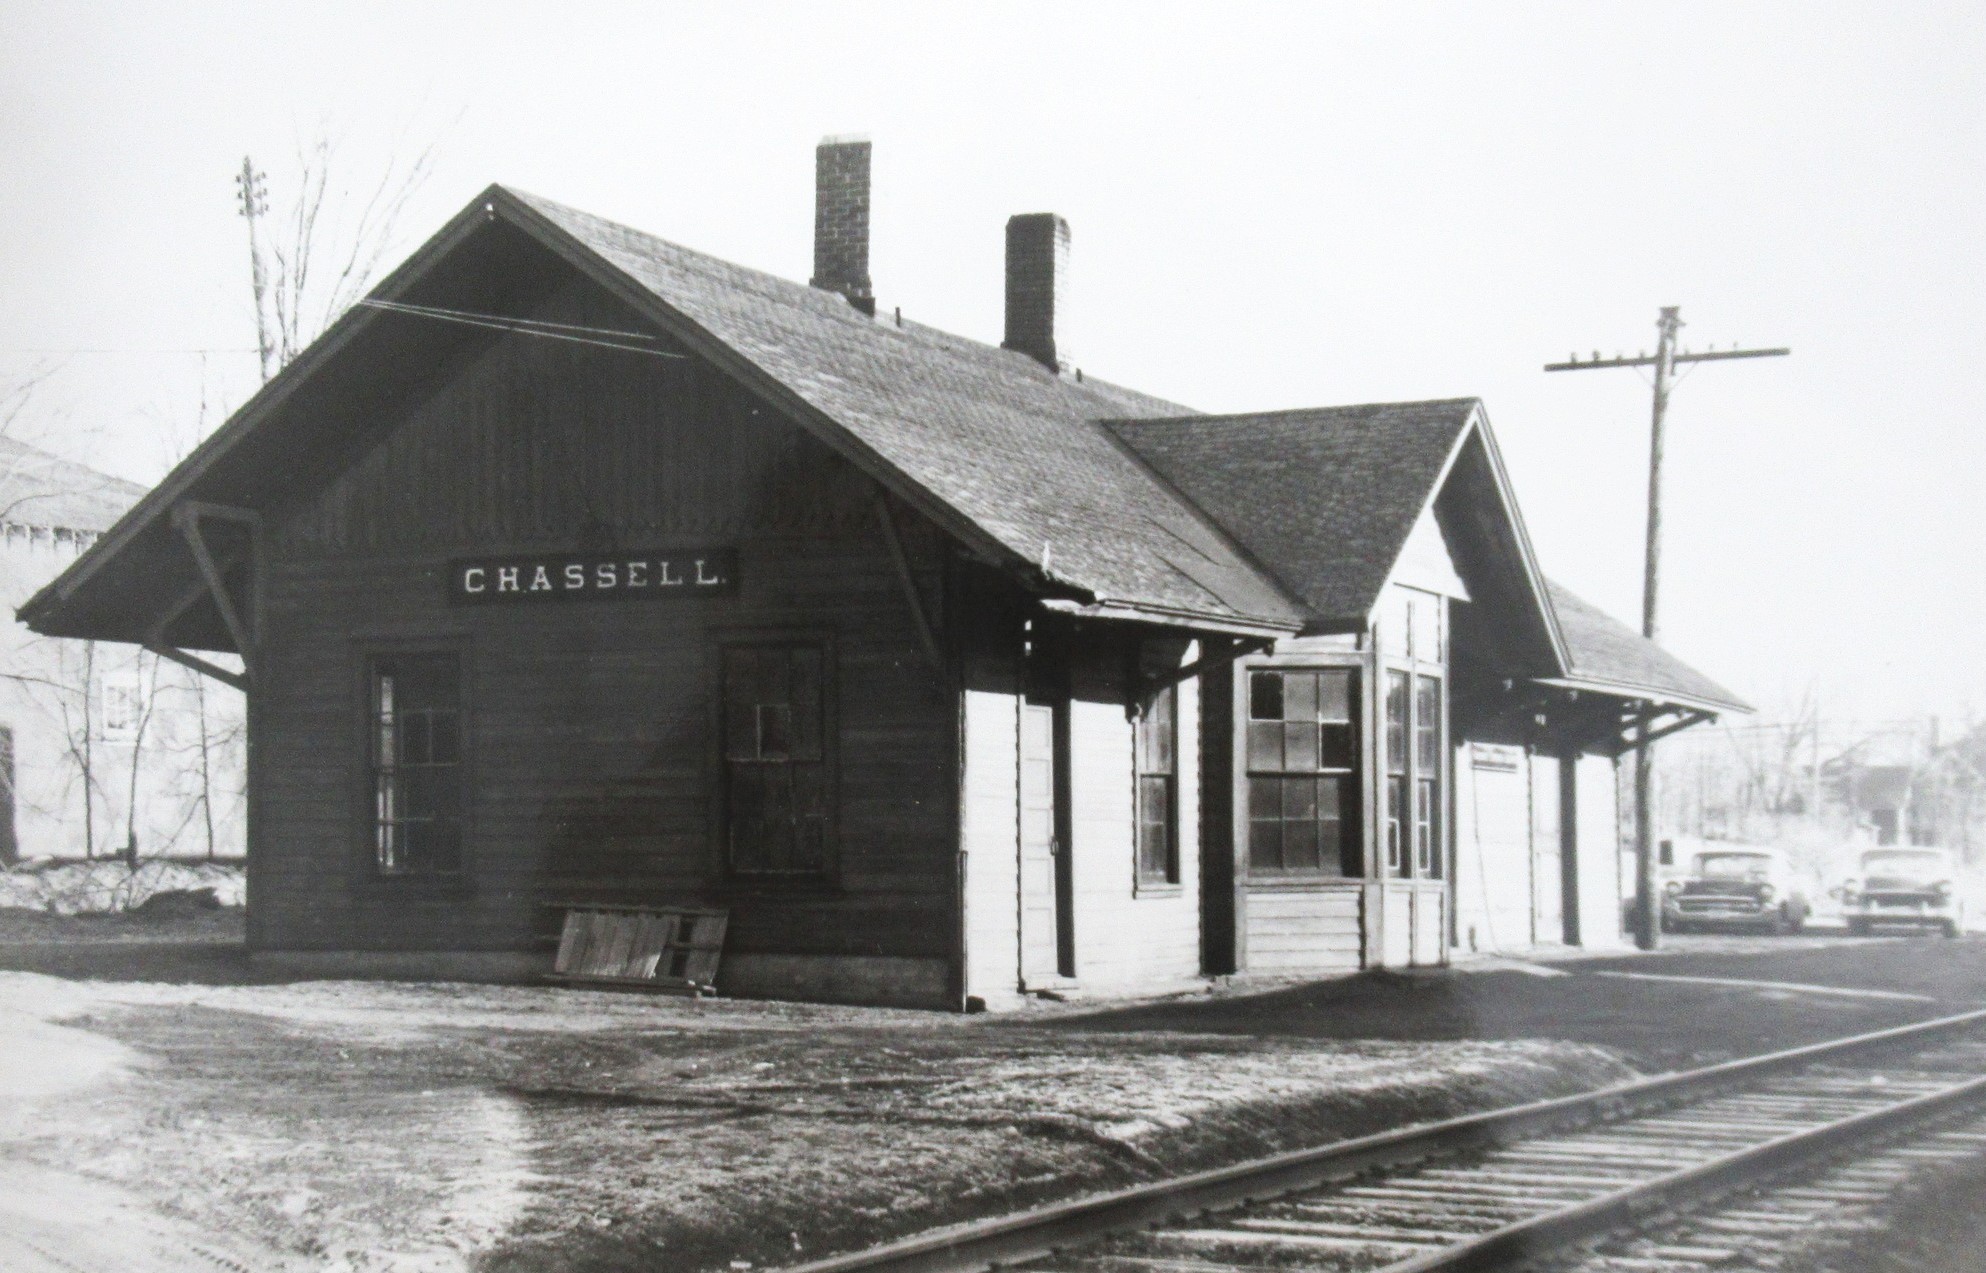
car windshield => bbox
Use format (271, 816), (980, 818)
(1860, 850), (1947, 881)
(1697, 853), (1772, 880)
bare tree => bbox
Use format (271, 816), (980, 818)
(239, 133), (439, 379)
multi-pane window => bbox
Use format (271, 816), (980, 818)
(1380, 588), (1446, 880)
(1385, 671), (1409, 875)
(1415, 674), (1441, 876)
(723, 645), (829, 876)
(1246, 668), (1359, 875)
(1135, 684), (1177, 886)
(98, 671), (147, 743)
(371, 654), (463, 876)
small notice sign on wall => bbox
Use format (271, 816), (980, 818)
(447, 549), (737, 605)
(1469, 742), (1523, 773)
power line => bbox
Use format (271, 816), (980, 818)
(356, 298), (686, 358)
(1545, 306), (1789, 951)
(0, 348), (259, 356)
(236, 156), (274, 384)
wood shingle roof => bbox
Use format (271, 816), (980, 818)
(19, 183), (1746, 717)
(1543, 581), (1751, 713)
(1105, 400), (1483, 626)
(507, 190), (1305, 633)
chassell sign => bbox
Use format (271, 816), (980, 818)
(447, 549), (737, 604)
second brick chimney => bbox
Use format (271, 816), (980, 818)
(1003, 212), (1070, 373)
(811, 135), (875, 315)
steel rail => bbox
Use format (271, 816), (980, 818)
(1382, 1069), (1986, 1271)
(778, 1006), (1986, 1273)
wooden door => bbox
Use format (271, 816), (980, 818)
(1018, 701), (1065, 984)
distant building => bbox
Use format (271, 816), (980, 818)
(0, 436), (244, 862)
(1824, 725), (1943, 848)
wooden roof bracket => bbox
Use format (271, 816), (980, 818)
(142, 571), (246, 691)
(1130, 634), (1276, 716)
(169, 501), (261, 681)
(144, 643), (249, 694)
(1614, 706), (1714, 755)
(873, 493), (947, 679)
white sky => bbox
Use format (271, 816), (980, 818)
(2, 3), (1981, 730)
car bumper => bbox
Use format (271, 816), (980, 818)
(1664, 903), (1779, 928)
(1847, 902), (1954, 927)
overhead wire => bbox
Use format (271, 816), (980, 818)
(356, 298), (685, 358)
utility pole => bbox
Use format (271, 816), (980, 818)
(1546, 307), (1788, 950)
(234, 157), (274, 383)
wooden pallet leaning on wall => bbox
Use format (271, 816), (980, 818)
(548, 903), (729, 995)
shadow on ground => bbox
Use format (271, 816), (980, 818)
(1038, 937), (1986, 1070)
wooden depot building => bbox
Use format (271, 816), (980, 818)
(21, 140), (1747, 1008)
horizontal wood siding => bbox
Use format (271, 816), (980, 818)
(1242, 883), (1364, 973)
(250, 275), (957, 979)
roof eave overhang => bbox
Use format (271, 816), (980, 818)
(1458, 403), (1572, 675)
(1037, 597), (1300, 640)
(24, 184), (1089, 642)
(19, 188), (514, 636)
(1355, 402), (1569, 675)
(1531, 674), (1753, 718)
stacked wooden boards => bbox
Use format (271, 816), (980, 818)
(550, 904), (728, 994)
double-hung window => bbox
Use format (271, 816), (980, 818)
(1382, 589), (1446, 879)
(1246, 668), (1360, 875)
(370, 653), (464, 876)
(1134, 684), (1178, 886)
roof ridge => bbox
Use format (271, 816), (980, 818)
(1101, 396), (1482, 428)
(0, 435), (147, 492)
(499, 185), (1195, 419)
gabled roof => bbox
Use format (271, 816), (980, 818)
(1106, 401), (1568, 673)
(21, 185), (1305, 644)
(1542, 581), (1751, 714)
(11, 180), (1749, 727)
(506, 191), (1304, 632)
(1105, 400), (1476, 622)
(0, 437), (144, 534)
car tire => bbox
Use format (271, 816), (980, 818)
(1941, 919), (1960, 939)
(1846, 917), (1871, 937)
(1776, 907), (1803, 936)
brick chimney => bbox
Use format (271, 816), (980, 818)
(1003, 212), (1070, 373)
(811, 135), (875, 315)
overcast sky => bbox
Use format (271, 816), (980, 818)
(2, 3), (1981, 731)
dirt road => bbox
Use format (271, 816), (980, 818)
(1, 915), (1979, 1271)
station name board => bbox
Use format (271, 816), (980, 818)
(1469, 742), (1524, 773)
(447, 549), (737, 605)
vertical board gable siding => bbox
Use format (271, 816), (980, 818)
(251, 275), (958, 969)
(279, 278), (875, 556)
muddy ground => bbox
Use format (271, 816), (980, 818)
(1, 912), (1981, 1272)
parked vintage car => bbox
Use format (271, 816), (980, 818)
(1661, 847), (1809, 934)
(1838, 847), (1965, 937)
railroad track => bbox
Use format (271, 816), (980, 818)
(783, 1008), (1986, 1273)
